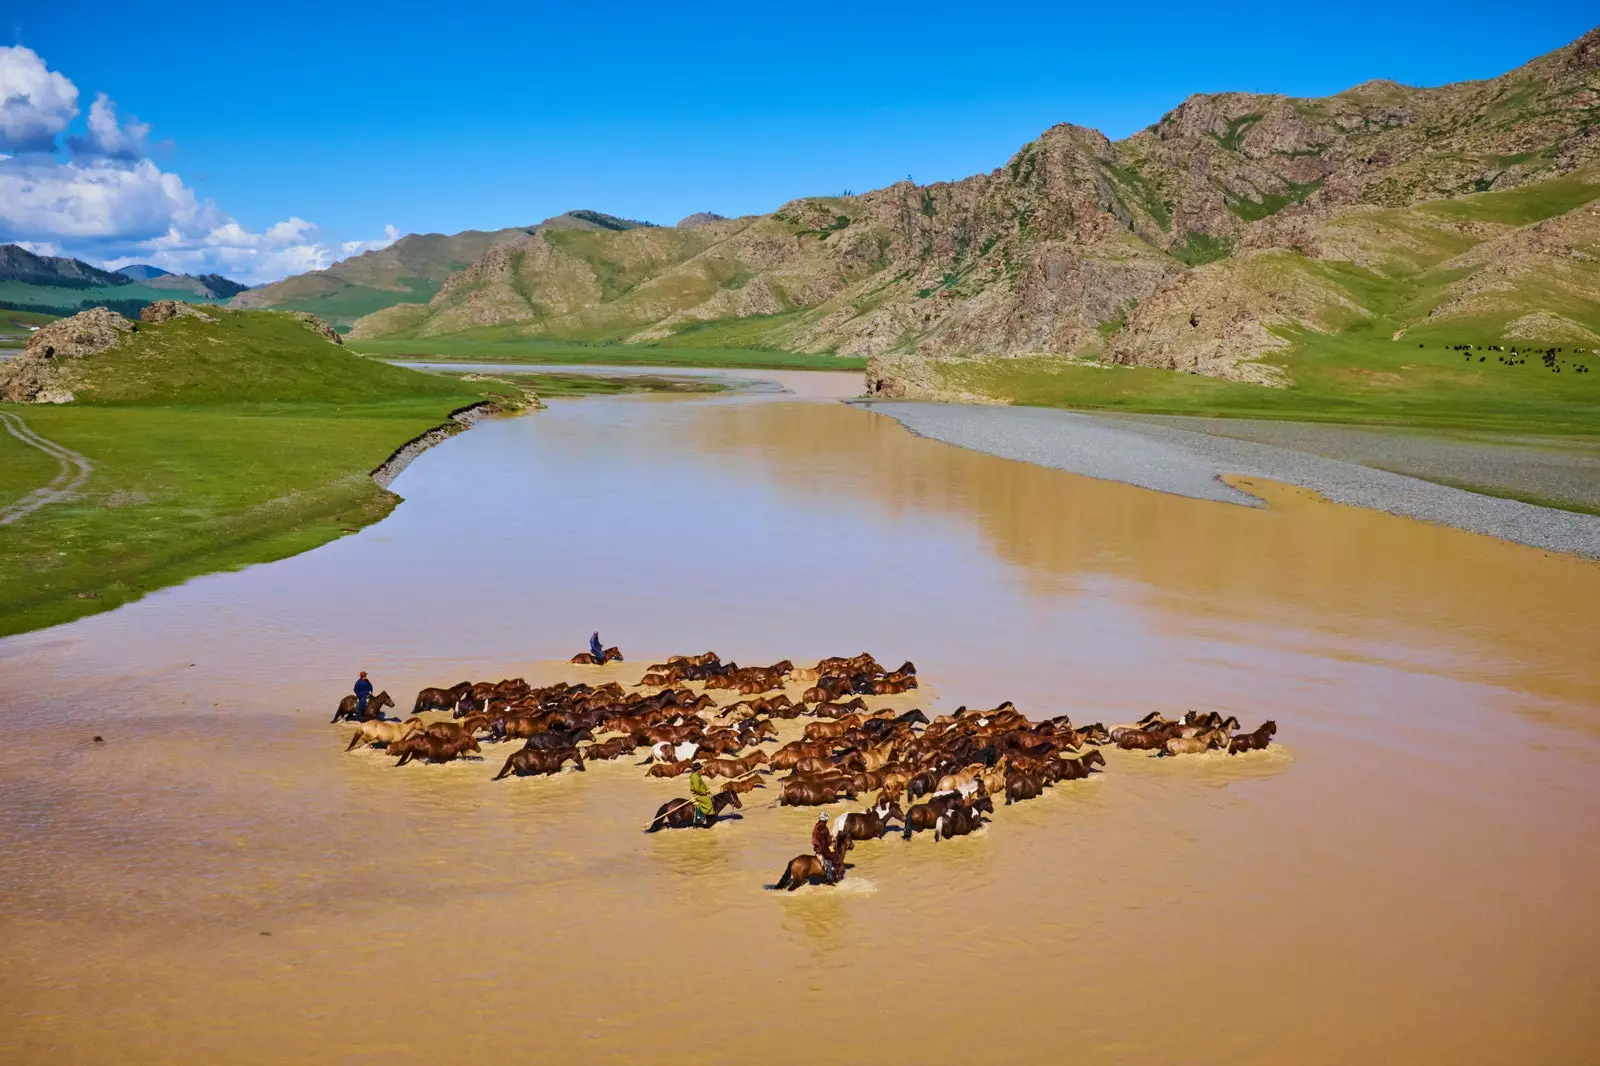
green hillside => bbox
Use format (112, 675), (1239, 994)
(0, 307), (520, 636)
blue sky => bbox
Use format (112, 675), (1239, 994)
(5, 1), (1596, 282)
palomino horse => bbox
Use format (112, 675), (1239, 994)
(772, 832), (854, 891)
(570, 647), (624, 665)
(345, 717), (423, 750)
(644, 789), (743, 832)
(331, 690), (395, 723)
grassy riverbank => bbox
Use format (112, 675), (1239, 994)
(938, 328), (1600, 438)
(0, 310), (519, 637)
(348, 335), (866, 371)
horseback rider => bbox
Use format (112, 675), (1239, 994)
(688, 762), (715, 827)
(353, 671), (373, 717)
(812, 812), (840, 883)
(590, 631), (604, 662)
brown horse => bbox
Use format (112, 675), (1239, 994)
(1050, 750), (1107, 782)
(1228, 720), (1278, 755)
(721, 772), (767, 794)
(571, 647), (624, 665)
(493, 747), (584, 779)
(581, 737), (636, 761)
(772, 833), (854, 891)
(902, 791), (966, 839)
(647, 759), (695, 778)
(833, 799), (905, 840)
(332, 690), (396, 723)
(412, 682), (471, 716)
(778, 780), (856, 806)
(700, 751), (769, 779)
(393, 733), (480, 766)
(644, 789), (743, 832)
(1005, 770), (1046, 804)
(935, 795), (993, 841)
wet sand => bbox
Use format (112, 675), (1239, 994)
(2, 378), (1598, 1064)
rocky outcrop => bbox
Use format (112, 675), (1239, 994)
(141, 299), (215, 323)
(676, 212), (727, 228)
(0, 308), (135, 403)
(289, 311), (343, 344)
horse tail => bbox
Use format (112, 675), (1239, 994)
(492, 755), (516, 781)
(902, 819), (912, 841)
(645, 806), (667, 833)
(774, 864), (792, 891)
(345, 730), (365, 752)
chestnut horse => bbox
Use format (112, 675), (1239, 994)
(772, 833), (854, 891)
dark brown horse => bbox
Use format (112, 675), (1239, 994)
(644, 789), (743, 832)
(412, 682), (471, 716)
(935, 795), (993, 841)
(332, 690), (395, 723)
(1228, 720), (1278, 755)
(772, 833), (854, 891)
(393, 733), (480, 766)
(901, 791), (966, 839)
(493, 747), (584, 779)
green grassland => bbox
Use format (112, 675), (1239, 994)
(0, 279), (213, 316)
(349, 333), (866, 371)
(0, 309), (519, 637)
(940, 333), (1599, 437)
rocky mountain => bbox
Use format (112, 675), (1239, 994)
(345, 30), (1600, 393)
(0, 245), (130, 289)
(0, 245), (248, 316)
(233, 211), (659, 329)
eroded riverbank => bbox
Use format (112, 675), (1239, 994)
(2, 383), (1597, 1064)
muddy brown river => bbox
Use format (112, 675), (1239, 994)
(3, 373), (1598, 1063)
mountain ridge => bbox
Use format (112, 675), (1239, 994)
(334, 29), (1600, 392)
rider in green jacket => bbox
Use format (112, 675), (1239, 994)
(688, 763), (715, 826)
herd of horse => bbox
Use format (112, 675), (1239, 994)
(333, 649), (1278, 890)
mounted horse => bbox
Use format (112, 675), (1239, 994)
(772, 832), (854, 891)
(331, 690), (395, 723)
(644, 788), (743, 832)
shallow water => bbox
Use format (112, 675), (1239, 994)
(3, 376), (1598, 1064)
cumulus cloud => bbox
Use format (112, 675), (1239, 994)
(67, 93), (150, 160)
(0, 46), (79, 153)
(0, 47), (401, 286)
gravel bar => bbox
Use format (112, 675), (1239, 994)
(855, 401), (1600, 559)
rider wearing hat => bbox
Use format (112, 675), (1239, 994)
(812, 812), (839, 882)
(688, 762), (715, 827)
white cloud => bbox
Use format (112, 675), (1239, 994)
(0, 46), (79, 153)
(67, 92), (150, 160)
(0, 47), (403, 286)
(341, 224), (401, 257)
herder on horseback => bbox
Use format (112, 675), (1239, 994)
(812, 812), (841, 883)
(688, 762), (716, 827)
(353, 671), (373, 717)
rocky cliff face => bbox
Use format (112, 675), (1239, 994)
(350, 30), (1600, 392)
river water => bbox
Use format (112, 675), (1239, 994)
(2, 372), (1598, 1063)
